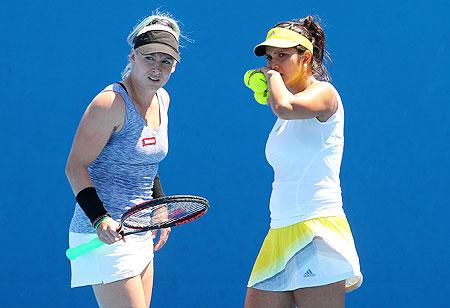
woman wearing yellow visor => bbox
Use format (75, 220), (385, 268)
(245, 16), (362, 308)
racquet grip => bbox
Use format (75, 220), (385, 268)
(66, 237), (105, 260)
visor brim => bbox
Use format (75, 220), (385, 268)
(253, 39), (300, 56)
(136, 43), (180, 62)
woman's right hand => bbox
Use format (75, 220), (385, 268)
(96, 218), (123, 244)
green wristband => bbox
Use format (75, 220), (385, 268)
(93, 215), (111, 229)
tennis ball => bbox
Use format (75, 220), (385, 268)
(243, 70), (253, 85)
(244, 70), (268, 93)
(254, 91), (269, 105)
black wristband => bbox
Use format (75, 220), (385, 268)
(152, 174), (165, 199)
(75, 187), (109, 225)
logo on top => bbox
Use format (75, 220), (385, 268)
(142, 137), (156, 147)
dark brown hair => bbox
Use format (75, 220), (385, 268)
(275, 16), (331, 82)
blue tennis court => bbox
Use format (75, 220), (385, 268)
(1, 0), (448, 307)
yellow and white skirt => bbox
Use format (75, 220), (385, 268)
(248, 216), (362, 292)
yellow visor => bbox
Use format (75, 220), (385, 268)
(254, 27), (313, 56)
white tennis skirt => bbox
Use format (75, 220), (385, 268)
(69, 232), (154, 288)
(248, 216), (362, 292)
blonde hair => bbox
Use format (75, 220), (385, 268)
(121, 11), (182, 79)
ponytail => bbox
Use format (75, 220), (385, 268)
(275, 16), (331, 82)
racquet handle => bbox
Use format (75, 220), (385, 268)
(66, 237), (105, 260)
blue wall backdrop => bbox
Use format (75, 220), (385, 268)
(1, 0), (449, 307)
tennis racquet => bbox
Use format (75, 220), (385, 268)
(66, 195), (209, 260)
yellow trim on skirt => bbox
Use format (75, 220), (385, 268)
(248, 216), (361, 290)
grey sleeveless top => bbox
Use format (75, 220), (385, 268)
(69, 84), (169, 233)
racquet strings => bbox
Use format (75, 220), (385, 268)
(123, 200), (206, 229)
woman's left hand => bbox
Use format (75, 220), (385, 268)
(152, 227), (171, 251)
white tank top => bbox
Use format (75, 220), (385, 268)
(265, 89), (346, 228)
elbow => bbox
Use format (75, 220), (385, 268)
(65, 160), (75, 181)
(65, 159), (83, 182)
(275, 110), (290, 120)
(272, 103), (293, 120)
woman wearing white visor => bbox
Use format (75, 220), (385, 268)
(245, 16), (362, 308)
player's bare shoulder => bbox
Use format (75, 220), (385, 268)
(316, 81), (338, 113)
(88, 90), (126, 132)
